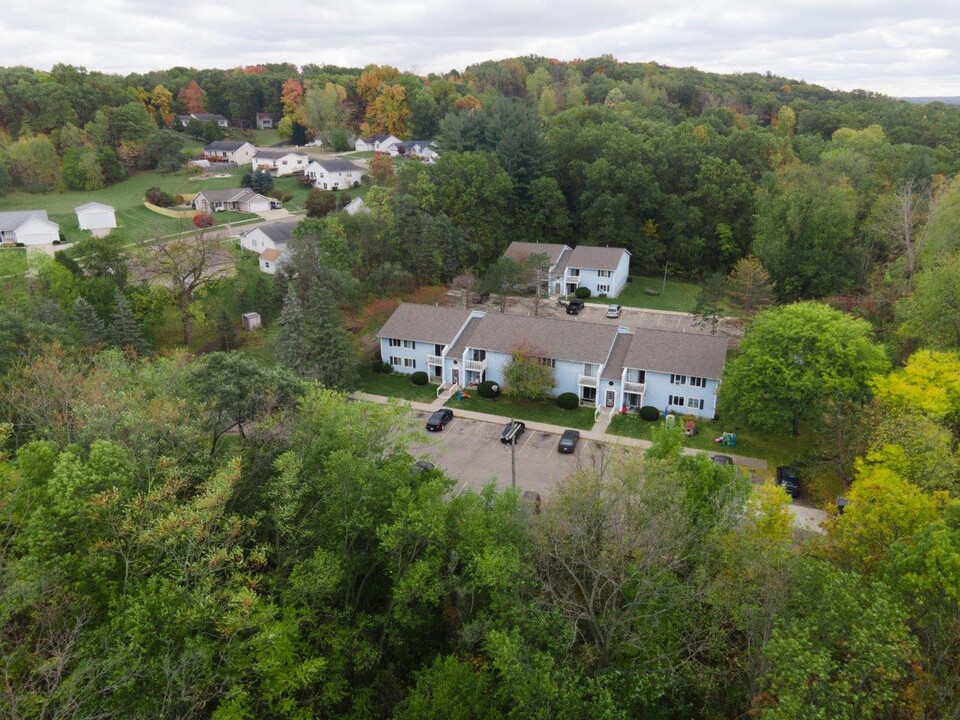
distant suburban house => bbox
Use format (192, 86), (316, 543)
(377, 303), (728, 419)
(251, 149), (309, 176)
(305, 158), (364, 190)
(343, 196), (368, 215)
(74, 202), (117, 237)
(240, 218), (299, 275)
(503, 241), (573, 294)
(0, 210), (60, 246)
(354, 134), (401, 152)
(193, 188), (278, 214)
(177, 113), (229, 128)
(391, 140), (438, 161)
(203, 140), (257, 165)
(562, 246), (631, 298)
(256, 112), (280, 129)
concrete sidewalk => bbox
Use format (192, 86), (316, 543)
(351, 391), (767, 470)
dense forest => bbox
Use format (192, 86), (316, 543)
(2, 55), (960, 718)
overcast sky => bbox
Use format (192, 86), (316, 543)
(3, 0), (959, 96)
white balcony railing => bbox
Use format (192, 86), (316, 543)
(578, 374), (598, 388)
(464, 359), (487, 373)
(623, 381), (646, 394)
(426, 355), (443, 366)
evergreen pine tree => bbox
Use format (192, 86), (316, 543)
(302, 283), (358, 390)
(72, 296), (106, 348)
(108, 291), (147, 355)
(277, 283), (308, 374)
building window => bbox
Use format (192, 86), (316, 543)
(389, 338), (401, 347)
(403, 358), (417, 368)
(688, 398), (705, 410)
(581, 386), (597, 402)
(538, 357), (556, 368)
(624, 392), (641, 408)
(689, 376), (707, 388)
(568, 268), (580, 277)
(668, 395), (685, 407)
(403, 340), (416, 349)
(435, 343), (444, 355)
(670, 374), (687, 385)
(282, 160), (288, 165)
(597, 284), (610, 293)
(390, 356), (402, 366)
(598, 270), (612, 278)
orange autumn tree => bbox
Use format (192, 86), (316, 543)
(177, 80), (205, 113)
(280, 78), (304, 118)
(360, 85), (411, 138)
(356, 64), (400, 106)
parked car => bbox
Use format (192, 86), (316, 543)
(566, 299), (585, 315)
(710, 454), (734, 466)
(500, 420), (526, 444)
(605, 304), (622, 318)
(558, 429), (580, 453)
(776, 466), (800, 498)
(425, 409), (453, 431)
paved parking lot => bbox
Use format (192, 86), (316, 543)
(409, 411), (623, 496)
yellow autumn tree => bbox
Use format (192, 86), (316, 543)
(360, 85), (411, 138)
(871, 349), (960, 423)
(356, 64), (400, 106)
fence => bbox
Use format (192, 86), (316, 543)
(143, 201), (199, 219)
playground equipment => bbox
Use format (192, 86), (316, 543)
(456, 390), (472, 401)
(714, 432), (737, 447)
(684, 421), (696, 437)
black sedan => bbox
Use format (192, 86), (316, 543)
(566, 299), (585, 315)
(558, 429), (580, 453)
(425, 409), (453, 431)
(776, 466), (801, 498)
(500, 420), (526, 444)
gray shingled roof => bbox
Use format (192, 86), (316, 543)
(464, 313), (618, 365)
(256, 219), (300, 244)
(447, 315), (482, 359)
(376, 303), (473, 345)
(254, 149), (308, 160)
(622, 327), (728, 379)
(310, 158), (362, 172)
(567, 245), (630, 271)
(0, 210), (49, 232)
(205, 140), (248, 152)
(503, 242), (570, 266)
(600, 332), (632, 381)
(195, 188), (262, 204)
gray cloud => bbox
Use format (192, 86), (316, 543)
(2, 0), (958, 95)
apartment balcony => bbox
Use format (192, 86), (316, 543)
(426, 355), (443, 366)
(577, 374), (598, 388)
(623, 381), (646, 394)
(464, 358), (487, 373)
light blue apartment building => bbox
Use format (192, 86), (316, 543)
(377, 304), (729, 419)
(501, 242), (631, 298)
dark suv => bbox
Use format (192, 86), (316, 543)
(776, 466), (800, 498)
(558, 429), (580, 453)
(566, 299), (585, 315)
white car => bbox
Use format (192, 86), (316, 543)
(606, 304), (623, 318)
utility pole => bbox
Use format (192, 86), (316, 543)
(510, 417), (517, 490)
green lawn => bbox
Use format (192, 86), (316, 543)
(0, 166), (258, 243)
(244, 129), (283, 147)
(0, 248), (27, 277)
(446, 393), (597, 430)
(343, 150), (375, 159)
(614, 276), (701, 312)
(607, 413), (813, 468)
(359, 370), (439, 402)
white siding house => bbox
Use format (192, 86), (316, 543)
(343, 197), (368, 215)
(355, 134), (401, 152)
(193, 188), (276, 214)
(203, 140), (257, 165)
(258, 247), (289, 275)
(562, 246), (631, 298)
(178, 113), (229, 128)
(376, 304), (728, 419)
(239, 218), (299, 253)
(251, 150), (309, 176)
(74, 202), (117, 237)
(305, 158), (364, 190)
(0, 211), (60, 246)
